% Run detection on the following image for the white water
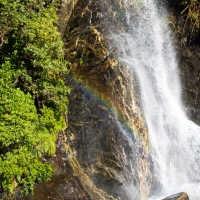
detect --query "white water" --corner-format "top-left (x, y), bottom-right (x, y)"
top-left (109, 0), bottom-right (200, 199)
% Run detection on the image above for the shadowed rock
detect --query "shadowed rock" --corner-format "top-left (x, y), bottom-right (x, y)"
top-left (167, 2), bottom-right (200, 126)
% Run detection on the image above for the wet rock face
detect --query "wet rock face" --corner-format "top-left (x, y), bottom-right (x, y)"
top-left (66, 81), bottom-right (143, 200)
top-left (179, 46), bottom-right (200, 125)
top-left (167, 2), bottom-right (200, 125)
top-left (64, 0), bottom-right (152, 199)
top-left (162, 192), bottom-right (189, 200)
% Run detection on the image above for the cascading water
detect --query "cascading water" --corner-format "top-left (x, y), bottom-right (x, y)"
top-left (108, 0), bottom-right (200, 199)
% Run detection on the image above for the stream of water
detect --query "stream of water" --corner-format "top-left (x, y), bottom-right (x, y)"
top-left (109, 0), bottom-right (200, 199)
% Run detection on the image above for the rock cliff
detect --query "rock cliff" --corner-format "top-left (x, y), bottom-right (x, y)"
top-left (11, 0), bottom-right (200, 200)
top-left (64, 0), bottom-right (152, 199)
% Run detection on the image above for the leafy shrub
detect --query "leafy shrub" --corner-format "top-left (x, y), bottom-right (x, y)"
top-left (0, 0), bottom-right (70, 195)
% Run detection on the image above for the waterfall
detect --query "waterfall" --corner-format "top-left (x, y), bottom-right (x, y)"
top-left (108, 0), bottom-right (200, 199)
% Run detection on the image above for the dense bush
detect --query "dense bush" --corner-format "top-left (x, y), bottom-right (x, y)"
top-left (0, 0), bottom-right (70, 195)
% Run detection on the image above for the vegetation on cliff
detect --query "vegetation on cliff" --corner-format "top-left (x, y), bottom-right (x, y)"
top-left (0, 0), bottom-right (70, 195)
top-left (181, 0), bottom-right (200, 41)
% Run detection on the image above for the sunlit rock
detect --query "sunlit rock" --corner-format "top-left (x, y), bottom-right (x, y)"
top-left (64, 0), bottom-right (152, 199)
top-left (18, 174), bottom-right (91, 200)
top-left (162, 192), bottom-right (189, 200)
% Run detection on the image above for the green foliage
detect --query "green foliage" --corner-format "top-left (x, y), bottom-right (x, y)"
top-left (0, 0), bottom-right (70, 195)
top-left (182, 0), bottom-right (199, 6)
top-left (0, 76), bottom-right (55, 194)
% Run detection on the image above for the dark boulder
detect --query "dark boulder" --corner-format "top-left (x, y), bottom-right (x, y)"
top-left (162, 192), bottom-right (189, 200)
